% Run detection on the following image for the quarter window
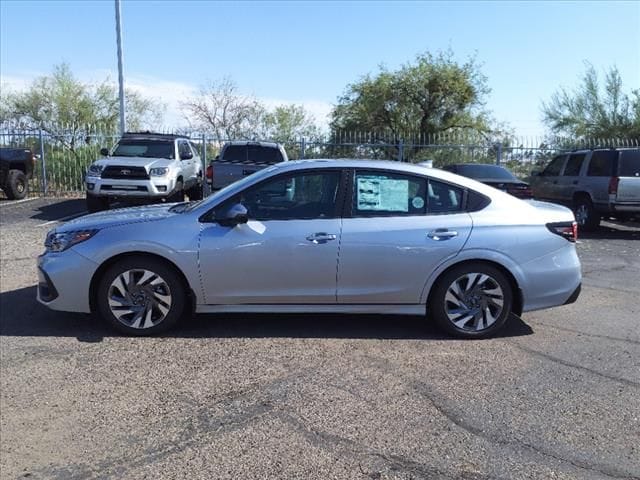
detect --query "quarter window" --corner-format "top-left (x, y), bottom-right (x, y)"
top-left (587, 151), bottom-right (617, 176)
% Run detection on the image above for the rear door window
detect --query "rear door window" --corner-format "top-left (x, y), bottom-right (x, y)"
top-left (587, 151), bottom-right (617, 176)
top-left (618, 150), bottom-right (640, 177)
top-left (562, 153), bottom-right (586, 176)
top-left (353, 171), bottom-right (427, 216)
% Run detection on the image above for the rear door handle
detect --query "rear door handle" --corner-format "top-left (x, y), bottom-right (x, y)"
top-left (306, 232), bottom-right (337, 244)
top-left (427, 229), bottom-right (458, 241)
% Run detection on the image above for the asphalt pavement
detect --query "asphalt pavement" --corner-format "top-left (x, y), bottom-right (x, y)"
top-left (0, 198), bottom-right (638, 480)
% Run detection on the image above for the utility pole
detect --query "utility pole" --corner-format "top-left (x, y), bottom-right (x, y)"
top-left (115, 0), bottom-right (126, 134)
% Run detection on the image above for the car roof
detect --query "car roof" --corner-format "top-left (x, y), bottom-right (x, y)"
top-left (223, 141), bottom-right (282, 148)
top-left (121, 132), bottom-right (189, 141)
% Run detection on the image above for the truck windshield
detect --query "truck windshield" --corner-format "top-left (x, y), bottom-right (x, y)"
top-left (113, 140), bottom-right (175, 159)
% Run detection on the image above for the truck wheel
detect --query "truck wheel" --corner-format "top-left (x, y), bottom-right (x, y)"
top-left (5, 169), bottom-right (28, 200)
top-left (573, 196), bottom-right (600, 231)
top-left (86, 195), bottom-right (109, 213)
top-left (186, 182), bottom-right (203, 201)
top-left (169, 181), bottom-right (185, 202)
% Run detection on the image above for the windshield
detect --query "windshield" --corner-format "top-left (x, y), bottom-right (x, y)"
top-left (112, 140), bottom-right (175, 159)
top-left (457, 164), bottom-right (517, 180)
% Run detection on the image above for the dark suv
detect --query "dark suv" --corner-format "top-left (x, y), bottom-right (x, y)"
top-left (529, 148), bottom-right (640, 230)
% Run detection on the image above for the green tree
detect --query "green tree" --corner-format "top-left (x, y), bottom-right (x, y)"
top-left (262, 104), bottom-right (321, 142)
top-left (330, 50), bottom-right (492, 159)
top-left (541, 64), bottom-right (640, 139)
top-left (2, 64), bottom-right (164, 151)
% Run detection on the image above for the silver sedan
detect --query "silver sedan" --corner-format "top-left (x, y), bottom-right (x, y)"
top-left (37, 160), bottom-right (581, 338)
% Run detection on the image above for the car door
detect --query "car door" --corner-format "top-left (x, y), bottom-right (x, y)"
top-left (337, 170), bottom-right (473, 304)
top-left (178, 140), bottom-right (196, 182)
top-left (531, 155), bottom-right (566, 201)
top-left (556, 152), bottom-right (587, 203)
top-left (198, 169), bottom-right (344, 304)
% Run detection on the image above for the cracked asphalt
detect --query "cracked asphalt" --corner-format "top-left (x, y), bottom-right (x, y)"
top-left (1, 197), bottom-right (639, 480)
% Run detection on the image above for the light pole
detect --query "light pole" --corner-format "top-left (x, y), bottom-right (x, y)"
top-left (115, 0), bottom-right (126, 134)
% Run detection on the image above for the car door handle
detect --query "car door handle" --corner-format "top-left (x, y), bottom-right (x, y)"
top-left (306, 232), bottom-right (337, 244)
top-left (427, 229), bottom-right (458, 241)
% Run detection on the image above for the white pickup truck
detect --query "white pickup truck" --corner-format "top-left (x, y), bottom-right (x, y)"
top-left (205, 141), bottom-right (288, 191)
top-left (85, 132), bottom-right (203, 212)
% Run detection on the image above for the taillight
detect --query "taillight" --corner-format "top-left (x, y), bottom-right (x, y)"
top-left (206, 165), bottom-right (213, 180)
top-left (546, 221), bottom-right (577, 242)
top-left (608, 176), bottom-right (619, 195)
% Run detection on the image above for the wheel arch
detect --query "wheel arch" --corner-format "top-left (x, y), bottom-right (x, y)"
top-left (572, 191), bottom-right (592, 203)
top-left (89, 251), bottom-right (196, 314)
top-left (424, 259), bottom-right (523, 317)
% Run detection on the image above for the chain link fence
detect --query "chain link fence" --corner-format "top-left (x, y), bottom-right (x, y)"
top-left (1, 125), bottom-right (638, 197)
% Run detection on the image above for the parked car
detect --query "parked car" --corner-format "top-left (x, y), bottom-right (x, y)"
top-left (0, 147), bottom-right (36, 200)
top-left (38, 159), bottom-right (581, 339)
top-left (441, 163), bottom-right (533, 199)
top-left (85, 132), bottom-right (203, 213)
top-left (529, 148), bottom-right (640, 230)
top-left (205, 141), bottom-right (288, 190)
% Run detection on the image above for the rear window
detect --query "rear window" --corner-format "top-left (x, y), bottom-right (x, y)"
top-left (220, 144), bottom-right (284, 165)
top-left (619, 150), bottom-right (640, 177)
top-left (587, 151), bottom-right (617, 176)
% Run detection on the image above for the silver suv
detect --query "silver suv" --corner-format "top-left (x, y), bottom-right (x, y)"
top-left (530, 148), bottom-right (640, 230)
top-left (85, 132), bottom-right (203, 212)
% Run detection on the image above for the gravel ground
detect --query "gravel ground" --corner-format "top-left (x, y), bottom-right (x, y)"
top-left (1, 198), bottom-right (639, 480)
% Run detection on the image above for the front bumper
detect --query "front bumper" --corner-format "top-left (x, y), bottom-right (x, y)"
top-left (85, 176), bottom-right (177, 198)
top-left (37, 249), bottom-right (98, 313)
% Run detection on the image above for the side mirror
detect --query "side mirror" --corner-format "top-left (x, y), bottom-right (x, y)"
top-left (100, 147), bottom-right (110, 156)
top-left (181, 151), bottom-right (193, 160)
top-left (216, 203), bottom-right (248, 227)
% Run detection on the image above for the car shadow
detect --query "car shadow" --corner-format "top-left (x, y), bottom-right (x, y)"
top-left (1, 285), bottom-right (533, 342)
top-left (30, 198), bottom-right (87, 221)
top-left (580, 222), bottom-right (640, 240)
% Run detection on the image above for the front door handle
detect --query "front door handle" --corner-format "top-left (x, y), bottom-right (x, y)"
top-left (427, 229), bottom-right (458, 241)
top-left (306, 232), bottom-right (337, 244)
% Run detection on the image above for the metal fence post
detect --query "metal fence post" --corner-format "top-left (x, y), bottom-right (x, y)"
top-left (201, 133), bottom-right (207, 196)
top-left (398, 139), bottom-right (404, 162)
top-left (300, 137), bottom-right (306, 159)
top-left (495, 142), bottom-right (503, 165)
top-left (39, 128), bottom-right (47, 196)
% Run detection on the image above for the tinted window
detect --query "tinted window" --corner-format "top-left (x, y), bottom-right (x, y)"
top-left (178, 141), bottom-right (192, 160)
top-left (428, 179), bottom-right (463, 213)
top-left (587, 151), bottom-right (617, 176)
top-left (543, 156), bottom-right (565, 176)
top-left (619, 149), bottom-right (640, 177)
top-left (353, 171), bottom-right (427, 216)
top-left (456, 164), bottom-right (517, 180)
top-left (248, 145), bottom-right (284, 164)
top-left (237, 171), bottom-right (340, 221)
top-left (113, 140), bottom-right (174, 159)
top-left (221, 145), bottom-right (247, 162)
top-left (562, 153), bottom-right (586, 176)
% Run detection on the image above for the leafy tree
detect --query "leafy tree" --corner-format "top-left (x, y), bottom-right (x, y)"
top-left (1, 64), bottom-right (164, 151)
top-left (541, 64), bottom-right (640, 139)
top-left (262, 104), bottom-right (321, 142)
top-left (330, 50), bottom-right (492, 159)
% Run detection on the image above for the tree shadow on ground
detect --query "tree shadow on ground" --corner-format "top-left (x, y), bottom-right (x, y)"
top-left (1, 285), bottom-right (533, 343)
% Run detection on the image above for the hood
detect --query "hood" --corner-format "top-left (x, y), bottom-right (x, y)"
top-left (54, 203), bottom-right (181, 233)
top-left (94, 156), bottom-right (174, 169)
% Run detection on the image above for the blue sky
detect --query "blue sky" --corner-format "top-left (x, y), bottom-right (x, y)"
top-left (1, 0), bottom-right (639, 135)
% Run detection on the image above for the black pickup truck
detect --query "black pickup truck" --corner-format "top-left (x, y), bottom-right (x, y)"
top-left (0, 148), bottom-right (36, 200)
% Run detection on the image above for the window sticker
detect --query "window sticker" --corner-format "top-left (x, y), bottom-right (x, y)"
top-left (412, 196), bottom-right (424, 209)
top-left (357, 177), bottom-right (409, 212)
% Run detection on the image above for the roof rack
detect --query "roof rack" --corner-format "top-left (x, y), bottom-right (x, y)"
top-left (122, 131), bottom-right (189, 140)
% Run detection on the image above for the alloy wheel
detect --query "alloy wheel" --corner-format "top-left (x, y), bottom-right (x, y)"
top-left (444, 273), bottom-right (505, 332)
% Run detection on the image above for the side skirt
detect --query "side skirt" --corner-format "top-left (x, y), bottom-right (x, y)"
top-left (195, 304), bottom-right (425, 315)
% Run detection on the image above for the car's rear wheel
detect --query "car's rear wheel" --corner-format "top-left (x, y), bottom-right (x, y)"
top-left (429, 263), bottom-right (513, 339)
top-left (5, 169), bottom-right (28, 200)
top-left (186, 181), bottom-right (203, 200)
top-left (96, 257), bottom-right (185, 335)
top-left (573, 196), bottom-right (600, 231)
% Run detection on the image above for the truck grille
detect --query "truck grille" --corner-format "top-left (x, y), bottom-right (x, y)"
top-left (101, 166), bottom-right (149, 180)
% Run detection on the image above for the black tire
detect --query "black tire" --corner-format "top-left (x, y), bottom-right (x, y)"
top-left (428, 262), bottom-right (513, 339)
top-left (169, 181), bottom-right (185, 202)
top-left (186, 181), bottom-right (203, 201)
top-left (86, 194), bottom-right (109, 213)
top-left (96, 257), bottom-right (186, 336)
top-left (573, 196), bottom-right (600, 231)
top-left (4, 169), bottom-right (28, 200)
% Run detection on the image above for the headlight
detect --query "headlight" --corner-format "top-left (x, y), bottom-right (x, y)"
top-left (150, 167), bottom-right (169, 176)
top-left (45, 229), bottom-right (99, 253)
top-left (86, 164), bottom-right (104, 178)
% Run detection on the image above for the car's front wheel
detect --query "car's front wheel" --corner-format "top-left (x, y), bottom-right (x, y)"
top-left (5, 169), bottom-right (28, 200)
top-left (96, 257), bottom-right (186, 335)
top-left (429, 263), bottom-right (513, 339)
